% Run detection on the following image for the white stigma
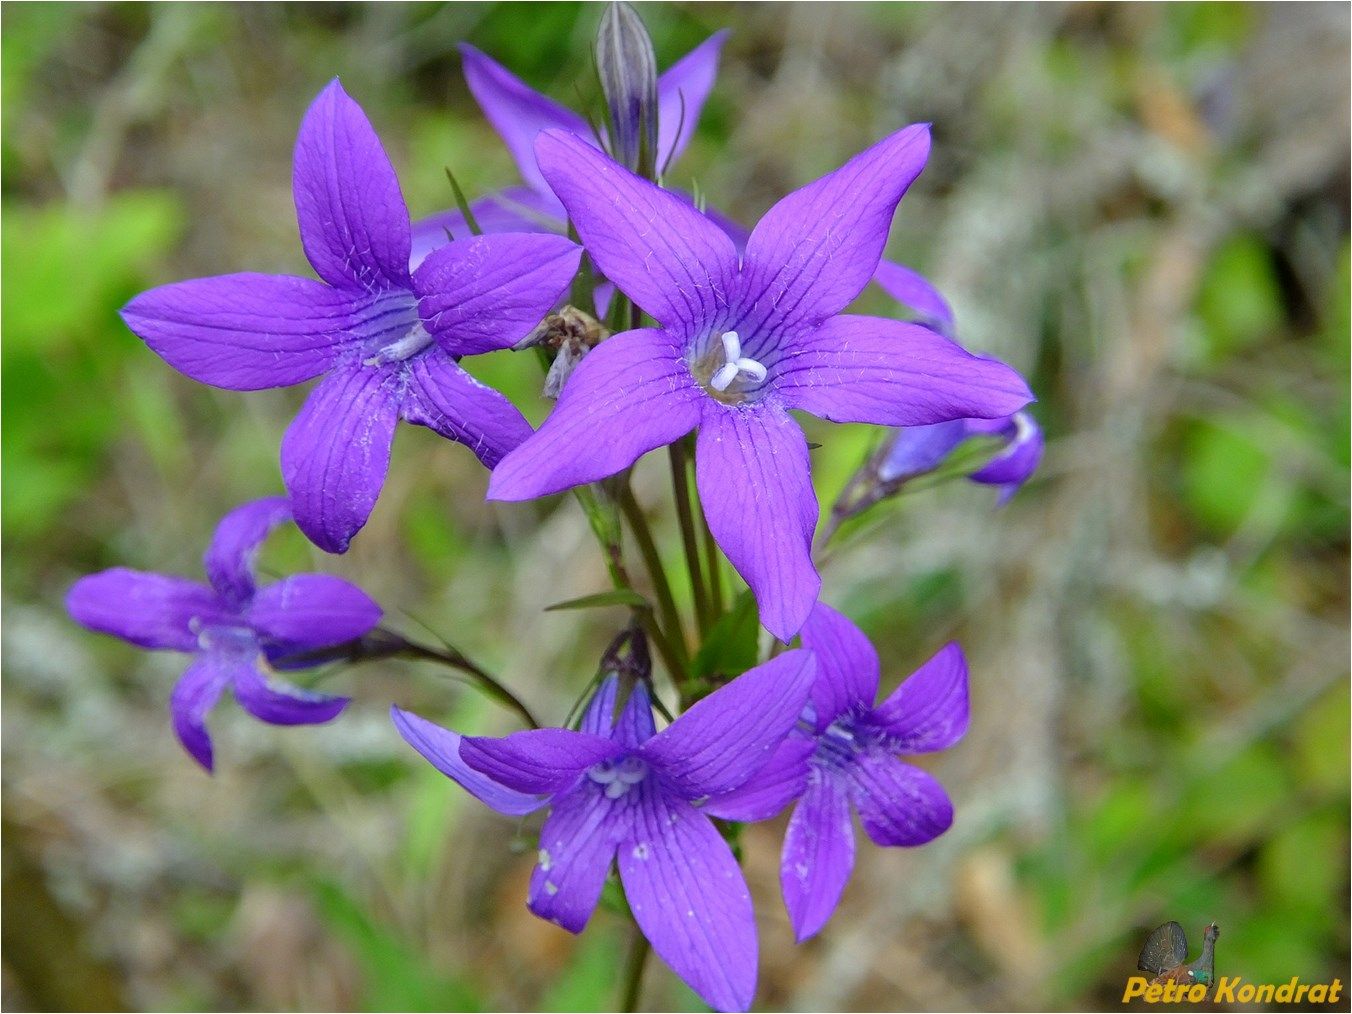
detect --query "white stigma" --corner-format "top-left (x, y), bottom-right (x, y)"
top-left (708, 330), bottom-right (768, 392)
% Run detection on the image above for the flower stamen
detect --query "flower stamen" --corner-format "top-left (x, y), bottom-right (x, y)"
top-left (707, 330), bottom-right (767, 392)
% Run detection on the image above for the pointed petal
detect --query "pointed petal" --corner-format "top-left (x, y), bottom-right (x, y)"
top-left (800, 603), bottom-right (880, 730)
top-left (391, 707), bottom-right (544, 816)
top-left (403, 355), bottom-right (533, 468)
top-left (655, 31), bottom-right (729, 170)
top-left (410, 187), bottom-right (565, 270)
top-left (247, 574), bottom-right (382, 650)
top-left (579, 675), bottom-right (620, 737)
top-left (414, 232), bottom-right (580, 356)
top-left (619, 792), bottom-right (757, 1013)
top-left (280, 361), bottom-right (403, 554)
top-left (702, 734), bottom-right (815, 822)
top-left (849, 751), bottom-right (954, 847)
top-left (694, 401), bottom-right (820, 642)
top-left (968, 411), bottom-right (1043, 502)
top-left (872, 642), bottom-right (969, 753)
top-left (121, 273), bottom-right (371, 390)
top-left (775, 315), bottom-right (1034, 426)
top-left (203, 497), bottom-right (293, 604)
top-left (873, 260), bottom-right (955, 337)
top-left (67, 569), bottom-right (225, 652)
top-left (292, 79), bottom-right (411, 292)
top-left (170, 654), bottom-right (232, 771)
top-left (740, 124), bottom-right (930, 331)
top-left (534, 130), bottom-right (740, 331)
top-left (615, 681), bottom-right (657, 747)
top-left (459, 729), bottom-right (623, 794)
top-left (232, 658), bottom-right (349, 726)
top-left (642, 649), bottom-right (815, 798)
top-left (529, 783), bottom-right (628, 932)
top-left (459, 44), bottom-right (591, 196)
top-left (781, 774), bottom-right (856, 941)
top-left (487, 329), bottom-right (702, 500)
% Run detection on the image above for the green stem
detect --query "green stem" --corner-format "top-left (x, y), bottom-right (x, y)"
top-left (668, 441), bottom-right (709, 635)
top-left (696, 481), bottom-right (724, 619)
top-left (619, 926), bottom-right (651, 1012)
top-left (617, 483), bottom-right (689, 674)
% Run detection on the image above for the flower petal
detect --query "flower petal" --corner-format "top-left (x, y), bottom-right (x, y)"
top-left (247, 574), bottom-right (382, 650)
top-left (203, 497), bottom-right (293, 604)
top-left (121, 273), bottom-right (369, 391)
top-left (876, 420), bottom-right (970, 484)
top-left (579, 675), bottom-right (619, 737)
top-left (410, 187), bottom-right (565, 270)
top-left (67, 569), bottom-right (226, 652)
top-left (390, 707), bottom-right (544, 816)
top-left (619, 792), bottom-right (757, 1013)
top-left (694, 401), bottom-right (820, 642)
top-left (655, 31), bottom-right (729, 171)
top-left (848, 751), bottom-right (954, 847)
top-left (800, 602), bottom-right (880, 730)
top-left (871, 642), bottom-right (969, 753)
top-left (701, 733), bottom-right (815, 822)
top-left (642, 649), bottom-right (815, 798)
top-left (534, 130), bottom-right (740, 332)
top-left (281, 361), bottom-right (404, 554)
top-left (232, 658), bottom-right (349, 727)
top-left (292, 79), bottom-right (411, 292)
top-left (781, 773), bottom-right (856, 942)
top-left (529, 783), bottom-right (628, 933)
top-left (615, 681), bottom-right (657, 747)
top-left (459, 44), bottom-right (591, 197)
top-left (968, 411), bottom-right (1043, 502)
top-left (402, 355), bottom-right (534, 469)
top-left (740, 123), bottom-right (930, 332)
top-left (170, 654), bottom-right (232, 771)
top-left (775, 315), bottom-right (1034, 427)
top-left (873, 260), bottom-right (955, 337)
top-left (487, 329), bottom-right (702, 500)
top-left (459, 729), bottom-right (623, 795)
top-left (414, 232), bottom-right (580, 356)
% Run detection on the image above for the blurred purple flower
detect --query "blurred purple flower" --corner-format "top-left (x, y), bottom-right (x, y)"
top-left (873, 258), bottom-right (956, 338)
top-left (706, 604), bottom-right (968, 941)
top-left (880, 409), bottom-right (1044, 504)
top-left (120, 79), bottom-right (580, 552)
top-left (392, 651), bottom-right (816, 1012)
top-left (487, 128), bottom-right (1034, 640)
top-left (66, 498), bottom-right (381, 771)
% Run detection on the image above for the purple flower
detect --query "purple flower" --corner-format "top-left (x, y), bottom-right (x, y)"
top-left (880, 409), bottom-right (1044, 504)
top-left (120, 79), bottom-right (581, 553)
top-left (66, 498), bottom-right (382, 771)
top-left (706, 604), bottom-right (968, 941)
top-left (873, 259), bottom-right (956, 338)
top-left (486, 128), bottom-right (1034, 640)
top-left (392, 651), bottom-right (817, 1012)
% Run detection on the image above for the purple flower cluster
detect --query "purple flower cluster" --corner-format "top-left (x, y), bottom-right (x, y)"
top-left (69, 20), bottom-right (1040, 1012)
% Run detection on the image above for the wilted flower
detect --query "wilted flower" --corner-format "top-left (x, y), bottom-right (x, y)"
top-left (392, 651), bottom-right (816, 1012)
top-left (121, 79), bottom-right (580, 552)
top-left (488, 128), bottom-right (1034, 640)
top-left (66, 498), bottom-right (381, 770)
top-left (707, 604), bottom-right (968, 941)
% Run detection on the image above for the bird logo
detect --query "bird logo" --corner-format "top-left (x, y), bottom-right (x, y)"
top-left (1138, 921), bottom-right (1220, 991)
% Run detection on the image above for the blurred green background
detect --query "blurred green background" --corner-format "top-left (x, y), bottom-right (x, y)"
top-left (3, 2), bottom-right (1348, 1010)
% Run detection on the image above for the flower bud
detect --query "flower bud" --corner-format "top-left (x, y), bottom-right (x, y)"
top-left (594, 1), bottom-right (659, 177)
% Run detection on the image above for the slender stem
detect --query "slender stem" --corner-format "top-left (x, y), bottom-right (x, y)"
top-left (617, 483), bottom-right (689, 673)
top-left (696, 482), bottom-right (724, 619)
top-left (668, 442), bottom-right (709, 635)
top-left (395, 641), bottom-right (541, 730)
top-left (619, 925), bottom-right (651, 1012)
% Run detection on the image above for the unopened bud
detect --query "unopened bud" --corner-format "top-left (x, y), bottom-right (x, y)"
top-left (595, 2), bottom-right (659, 176)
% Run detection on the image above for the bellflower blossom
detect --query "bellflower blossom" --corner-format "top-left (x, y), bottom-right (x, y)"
top-left (879, 409), bottom-right (1044, 504)
top-left (488, 128), bottom-right (1035, 640)
top-left (66, 498), bottom-right (382, 771)
top-left (392, 651), bottom-right (816, 1013)
top-left (120, 79), bottom-right (581, 552)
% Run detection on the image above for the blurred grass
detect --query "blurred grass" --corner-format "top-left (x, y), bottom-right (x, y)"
top-left (3, 3), bottom-right (1348, 1011)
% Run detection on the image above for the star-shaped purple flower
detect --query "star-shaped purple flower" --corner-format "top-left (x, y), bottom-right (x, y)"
top-left (487, 128), bottom-right (1035, 640)
top-left (66, 497), bottom-right (382, 771)
top-left (880, 409), bottom-right (1044, 504)
top-left (392, 650), bottom-right (816, 1013)
top-left (705, 604), bottom-right (968, 941)
top-left (120, 79), bottom-right (581, 553)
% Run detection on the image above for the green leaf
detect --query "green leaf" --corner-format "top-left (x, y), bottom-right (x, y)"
top-left (691, 589), bottom-right (759, 678)
top-left (545, 588), bottom-right (650, 612)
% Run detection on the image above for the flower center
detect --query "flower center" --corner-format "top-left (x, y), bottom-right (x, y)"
top-left (691, 330), bottom-right (767, 403)
top-left (364, 320), bottom-right (434, 366)
top-left (193, 621), bottom-right (257, 655)
top-left (587, 755), bottom-right (649, 799)
top-left (356, 291), bottom-right (434, 367)
top-left (814, 716), bottom-right (865, 771)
